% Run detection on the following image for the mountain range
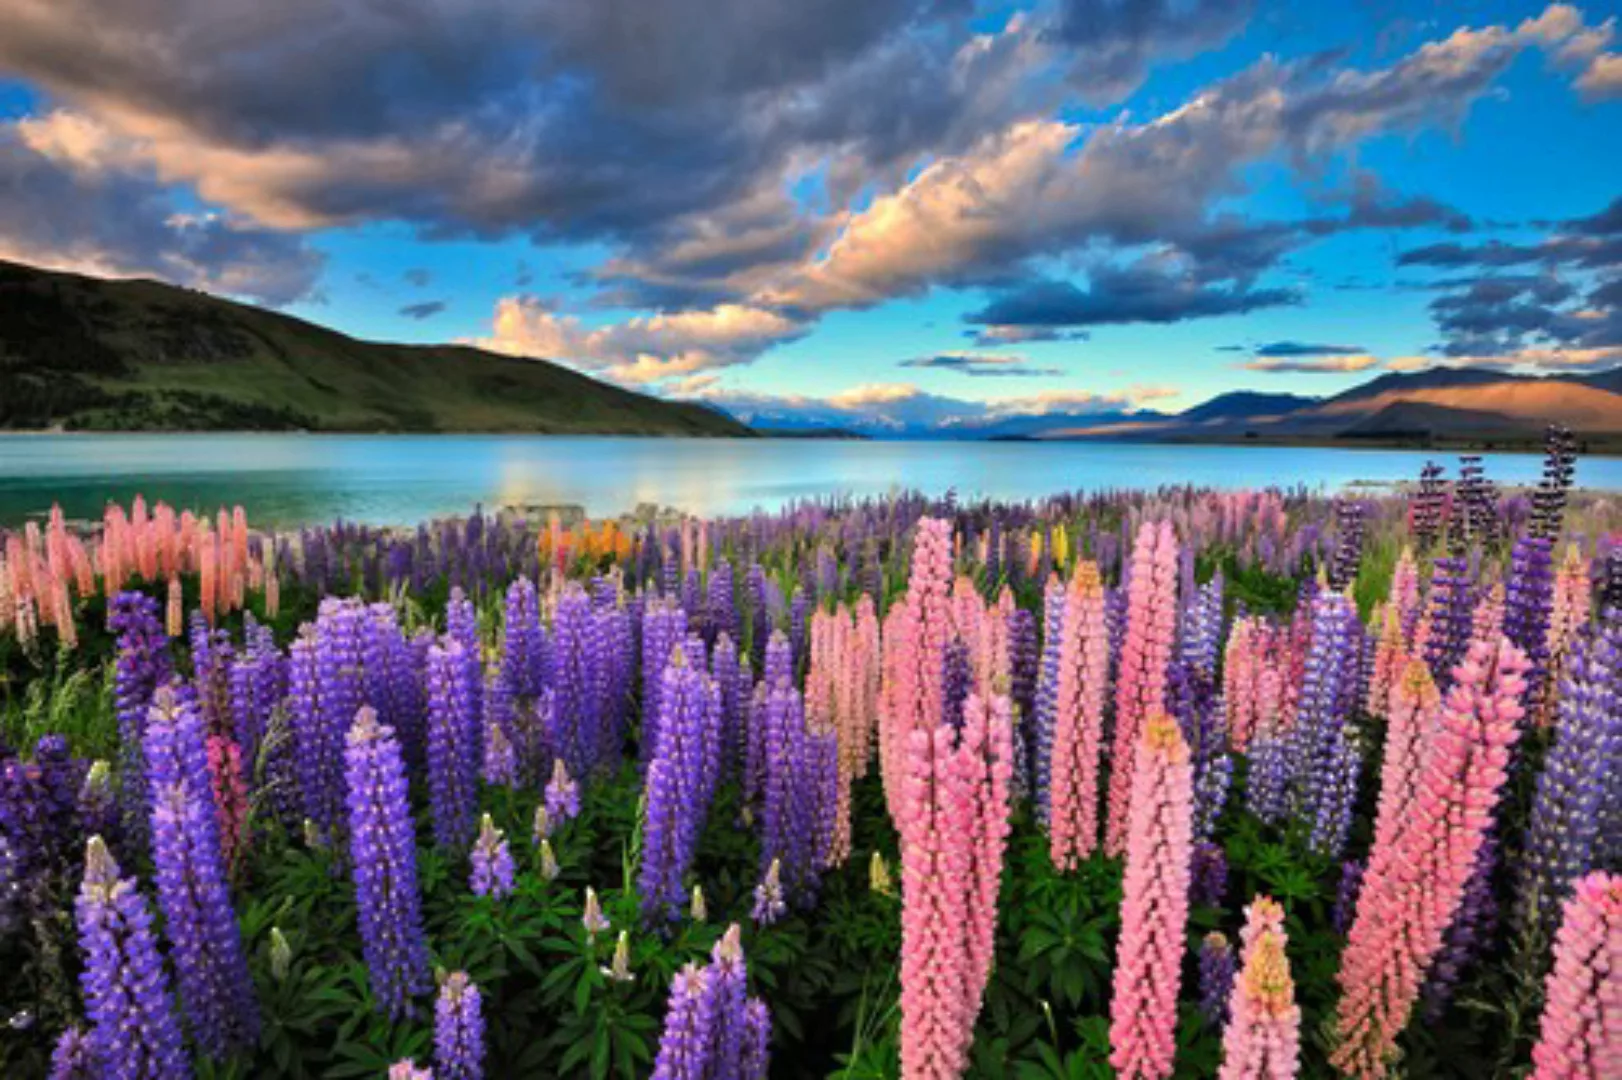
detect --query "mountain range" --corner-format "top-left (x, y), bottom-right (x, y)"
top-left (4, 257), bottom-right (1620, 448)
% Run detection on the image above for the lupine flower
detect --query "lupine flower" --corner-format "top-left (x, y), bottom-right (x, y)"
top-left (880, 517), bottom-right (953, 823)
top-left (1110, 714), bottom-right (1193, 1080)
top-left (1424, 833), bottom-right (1499, 1018)
top-left (640, 649), bottom-right (722, 923)
top-left (49, 1025), bottom-right (95, 1080)
top-left (1049, 561), bottom-right (1110, 870)
top-left (1529, 871), bottom-right (1621, 1080)
top-left (1199, 933), bottom-right (1237, 1029)
top-left (434, 971), bottom-right (485, 1080)
top-left (1219, 897), bottom-right (1300, 1080)
top-left (641, 598), bottom-right (687, 761)
top-left (480, 720), bottom-right (517, 787)
top-left (1423, 553), bottom-right (1474, 691)
top-left (1517, 610), bottom-right (1622, 939)
top-left (143, 688), bottom-right (260, 1057)
top-left (501, 577), bottom-right (547, 702)
top-left (545, 759), bottom-right (581, 825)
top-left (650, 924), bottom-right (771, 1080)
top-left (1334, 860), bottom-right (1365, 936)
top-left (583, 886), bottom-right (611, 937)
top-left (1106, 520), bottom-right (1179, 857)
top-left (531, 804), bottom-right (551, 844)
top-left (1287, 592), bottom-right (1361, 860)
top-left (897, 691), bottom-right (1014, 1079)
top-left (1032, 573), bottom-right (1067, 821)
top-left (290, 599), bottom-right (367, 837)
top-left (604, 930), bottom-right (635, 983)
top-left (751, 858), bottom-right (787, 927)
top-left (1369, 660), bottom-right (1439, 859)
top-left (470, 814), bottom-right (515, 900)
top-left (1333, 637), bottom-right (1529, 1078)
top-left (1505, 535), bottom-right (1556, 702)
top-left (345, 707), bottom-right (431, 1019)
top-left (691, 885), bottom-right (707, 922)
top-left (205, 734), bottom-right (249, 871)
top-left (426, 641), bottom-right (480, 851)
top-left (537, 839), bottom-right (560, 881)
top-left (109, 592), bottom-right (172, 849)
top-left (74, 837), bottom-right (188, 1080)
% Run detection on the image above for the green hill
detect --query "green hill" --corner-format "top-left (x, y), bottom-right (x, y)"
top-left (0, 260), bottom-right (753, 436)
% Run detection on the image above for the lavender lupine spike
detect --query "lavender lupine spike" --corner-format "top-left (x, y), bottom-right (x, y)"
top-left (426, 641), bottom-right (480, 851)
top-left (470, 814), bottom-right (515, 900)
top-left (712, 633), bottom-right (744, 777)
top-left (75, 837), bottom-right (188, 1080)
top-left (641, 598), bottom-right (687, 761)
top-left (705, 561), bottom-right (738, 650)
top-left (758, 681), bottom-right (819, 905)
top-left (545, 759), bottom-right (581, 825)
top-left (434, 972), bottom-right (484, 1080)
top-left (345, 708), bottom-right (431, 1019)
top-left (228, 614), bottom-right (282, 778)
top-left (650, 924), bottom-right (771, 1080)
top-left (547, 584), bottom-right (627, 778)
top-left (1504, 534), bottom-right (1556, 704)
top-left (1288, 592), bottom-right (1362, 859)
top-left (1424, 832), bottom-right (1500, 1019)
top-left (143, 688), bottom-right (260, 1057)
top-left (109, 592), bottom-right (172, 850)
top-left (1425, 553), bottom-right (1476, 691)
top-left (364, 604), bottom-right (428, 768)
top-left (49, 1025), bottom-right (95, 1080)
top-left (1033, 574), bottom-right (1067, 823)
top-left (640, 648), bottom-right (722, 924)
top-left (1328, 499), bottom-right (1366, 593)
top-left (1529, 424), bottom-right (1578, 541)
top-left (1198, 932), bottom-right (1237, 1029)
top-left (501, 577), bottom-right (547, 701)
top-left (1007, 606), bottom-right (1039, 798)
top-left (289, 599), bottom-right (367, 836)
top-left (1334, 859), bottom-right (1366, 936)
top-left (1517, 610), bottom-right (1622, 939)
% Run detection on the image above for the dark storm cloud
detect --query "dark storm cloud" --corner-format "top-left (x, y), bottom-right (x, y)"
top-left (1048, 0), bottom-right (1255, 103)
top-left (1250, 341), bottom-right (1369, 357)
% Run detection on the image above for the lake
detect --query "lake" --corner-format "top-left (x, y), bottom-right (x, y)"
top-left (2, 433), bottom-right (1617, 527)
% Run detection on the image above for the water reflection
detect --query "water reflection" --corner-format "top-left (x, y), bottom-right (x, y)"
top-left (2, 433), bottom-right (1613, 527)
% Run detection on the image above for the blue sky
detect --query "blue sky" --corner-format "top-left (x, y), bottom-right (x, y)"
top-left (0, 1), bottom-right (1617, 429)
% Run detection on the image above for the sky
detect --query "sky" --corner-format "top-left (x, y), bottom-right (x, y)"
top-left (0, 0), bottom-right (1618, 431)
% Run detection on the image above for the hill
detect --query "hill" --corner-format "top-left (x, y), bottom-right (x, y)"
top-left (0, 260), bottom-right (752, 436)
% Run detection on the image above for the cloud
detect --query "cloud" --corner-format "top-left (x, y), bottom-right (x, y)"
top-left (1048, 0), bottom-right (1255, 104)
top-left (964, 325), bottom-right (1090, 346)
top-left (1387, 346), bottom-right (1622, 373)
top-left (399, 300), bottom-right (447, 320)
top-left (1249, 341), bottom-right (1368, 357)
top-left (966, 261), bottom-right (1298, 330)
top-left (0, 119), bottom-right (323, 306)
top-left (1239, 354), bottom-right (1382, 373)
top-left (897, 352), bottom-right (1064, 377)
top-left (403, 268), bottom-right (432, 288)
top-left (478, 296), bottom-right (810, 383)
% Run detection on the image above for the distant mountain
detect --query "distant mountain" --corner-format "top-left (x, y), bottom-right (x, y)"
top-left (0, 259), bottom-right (752, 436)
top-left (1177, 391), bottom-right (1318, 424)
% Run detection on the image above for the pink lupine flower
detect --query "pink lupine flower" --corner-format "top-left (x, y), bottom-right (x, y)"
top-left (1368, 660), bottom-right (1439, 860)
top-left (1539, 544), bottom-right (1593, 727)
top-left (1224, 616), bottom-right (1263, 750)
top-left (809, 597), bottom-right (882, 866)
top-left (1388, 548), bottom-right (1422, 643)
top-left (1332, 636), bottom-right (1529, 1079)
top-left (897, 689), bottom-right (1013, 1080)
top-left (1468, 582), bottom-right (1505, 651)
top-left (1105, 520), bottom-right (1179, 857)
top-left (1530, 871), bottom-right (1621, 1080)
top-left (881, 517), bottom-right (954, 822)
top-left (1049, 561), bottom-right (1110, 869)
top-left (206, 735), bottom-right (250, 872)
top-left (1366, 606), bottom-right (1405, 721)
top-left (1219, 896), bottom-right (1300, 1080)
top-left (1109, 713), bottom-right (1193, 1080)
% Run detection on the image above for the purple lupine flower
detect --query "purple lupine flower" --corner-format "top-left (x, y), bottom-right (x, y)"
top-left (789, 588), bottom-right (809, 671)
top-left (1246, 728), bottom-right (1292, 827)
top-left (481, 720), bottom-right (517, 788)
top-left (582, 886), bottom-right (611, 937)
top-left (1007, 606), bottom-right (1038, 799)
top-left (1328, 500), bottom-right (1366, 592)
top-left (290, 599), bottom-right (366, 836)
top-left (143, 688), bottom-right (260, 1056)
top-left (1424, 553), bottom-right (1475, 690)
top-left (188, 609), bottom-right (235, 741)
top-left (1168, 660), bottom-right (1231, 846)
top-left (75, 837), bottom-right (188, 1080)
top-left (364, 604), bottom-right (428, 768)
top-left (762, 629), bottom-right (793, 693)
top-left (641, 598), bottom-right (687, 761)
top-left (469, 814), bottom-right (515, 900)
top-left (650, 924), bottom-right (771, 1080)
top-left (711, 633), bottom-right (744, 777)
top-left (705, 561), bottom-right (738, 650)
top-left (228, 614), bottom-right (284, 780)
top-left (1190, 841), bottom-right (1228, 908)
top-left (1033, 574), bottom-right (1066, 824)
top-left (757, 681), bottom-right (821, 904)
top-left (941, 637), bottom-right (972, 729)
top-left (77, 761), bottom-right (120, 854)
top-left (49, 1024), bottom-right (95, 1080)
top-left (545, 759), bottom-right (581, 825)
top-left (1518, 610), bottom-right (1622, 938)
top-left (639, 650), bottom-right (722, 924)
top-left (751, 858), bottom-right (787, 927)
top-left (501, 577), bottom-right (547, 702)
top-left (1180, 571), bottom-right (1224, 681)
top-left (1334, 859), bottom-right (1366, 935)
top-left (345, 707), bottom-right (431, 1019)
top-left (547, 584), bottom-right (619, 777)
top-left (1288, 592), bottom-right (1362, 858)
top-left (1424, 832), bottom-right (1500, 1020)
top-left (434, 972), bottom-right (484, 1080)
top-left (1504, 534), bottom-right (1556, 704)
top-left (109, 592), bottom-right (172, 850)
top-left (1197, 932), bottom-right (1237, 1029)
top-left (426, 641), bottom-right (480, 851)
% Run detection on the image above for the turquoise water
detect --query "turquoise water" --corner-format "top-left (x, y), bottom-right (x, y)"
top-left (1, 433), bottom-right (1613, 526)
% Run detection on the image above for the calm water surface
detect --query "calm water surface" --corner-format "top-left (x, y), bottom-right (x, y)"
top-left (3, 434), bottom-right (1617, 526)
